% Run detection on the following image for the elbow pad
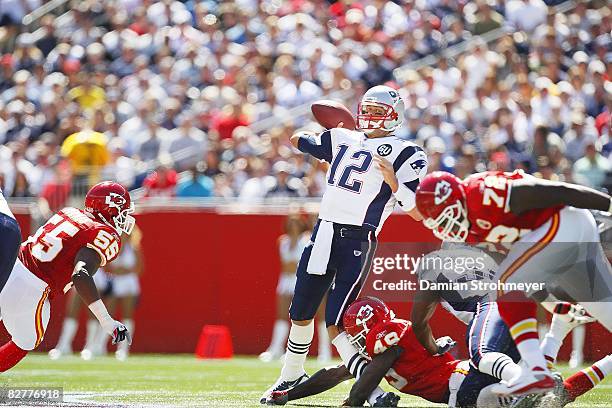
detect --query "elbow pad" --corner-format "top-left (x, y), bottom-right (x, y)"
top-left (394, 183), bottom-right (416, 211)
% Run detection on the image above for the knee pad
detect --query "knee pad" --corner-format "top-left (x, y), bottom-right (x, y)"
top-left (0, 215), bottom-right (21, 253)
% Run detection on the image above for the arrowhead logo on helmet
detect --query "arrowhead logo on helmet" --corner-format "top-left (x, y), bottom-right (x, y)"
top-left (356, 305), bottom-right (375, 327)
top-left (434, 180), bottom-right (452, 205)
top-left (105, 193), bottom-right (127, 210)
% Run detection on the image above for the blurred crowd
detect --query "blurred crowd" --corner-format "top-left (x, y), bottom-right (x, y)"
top-left (0, 0), bottom-right (610, 209)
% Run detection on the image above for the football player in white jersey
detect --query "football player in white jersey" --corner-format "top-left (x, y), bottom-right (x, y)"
top-left (261, 85), bottom-right (428, 405)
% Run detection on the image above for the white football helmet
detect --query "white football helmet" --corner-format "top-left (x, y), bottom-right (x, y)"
top-left (357, 85), bottom-right (405, 134)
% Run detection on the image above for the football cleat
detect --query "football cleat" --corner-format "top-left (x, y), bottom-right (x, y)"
top-left (373, 391), bottom-right (400, 407)
top-left (492, 367), bottom-right (555, 397)
top-left (553, 303), bottom-right (595, 330)
top-left (260, 373), bottom-right (309, 404)
top-left (48, 347), bottom-right (71, 360)
top-left (80, 348), bottom-right (94, 361)
top-left (265, 390), bottom-right (289, 406)
top-left (258, 350), bottom-right (283, 363)
top-left (533, 372), bottom-right (569, 408)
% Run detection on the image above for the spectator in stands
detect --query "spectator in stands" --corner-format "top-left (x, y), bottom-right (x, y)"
top-left (10, 171), bottom-right (32, 198)
top-left (143, 163), bottom-right (178, 198)
top-left (265, 161), bottom-right (304, 199)
top-left (0, 0), bottom-right (607, 204)
top-left (167, 114), bottom-right (207, 172)
top-left (176, 164), bottom-right (214, 198)
top-left (573, 142), bottom-right (610, 188)
top-left (40, 162), bottom-right (71, 212)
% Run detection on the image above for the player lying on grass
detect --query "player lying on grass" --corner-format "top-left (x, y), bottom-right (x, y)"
top-left (412, 244), bottom-right (595, 390)
top-left (0, 182), bottom-right (133, 372)
top-left (266, 297), bottom-right (611, 407)
top-left (415, 170), bottom-right (612, 396)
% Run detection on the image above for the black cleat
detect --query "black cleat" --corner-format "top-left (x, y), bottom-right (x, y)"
top-left (373, 391), bottom-right (400, 407)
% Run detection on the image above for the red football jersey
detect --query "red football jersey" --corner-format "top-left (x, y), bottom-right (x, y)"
top-left (463, 170), bottom-right (561, 243)
top-left (19, 207), bottom-right (121, 296)
top-left (366, 319), bottom-right (459, 403)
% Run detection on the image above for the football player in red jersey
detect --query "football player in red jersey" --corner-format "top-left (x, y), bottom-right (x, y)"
top-left (267, 298), bottom-right (612, 407)
top-left (0, 181), bottom-right (134, 372)
top-left (415, 170), bottom-right (612, 396)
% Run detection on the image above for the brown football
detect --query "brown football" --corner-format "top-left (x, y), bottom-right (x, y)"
top-left (311, 100), bottom-right (356, 130)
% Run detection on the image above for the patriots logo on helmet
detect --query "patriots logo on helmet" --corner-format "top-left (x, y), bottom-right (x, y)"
top-left (434, 180), bottom-right (452, 205)
top-left (410, 159), bottom-right (427, 173)
top-left (105, 192), bottom-right (127, 210)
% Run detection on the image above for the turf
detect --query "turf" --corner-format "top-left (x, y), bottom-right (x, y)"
top-left (1, 354), bottom-right (610, 407)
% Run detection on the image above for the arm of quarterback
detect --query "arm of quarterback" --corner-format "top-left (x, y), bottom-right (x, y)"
top-left (291, 130), bottom-right (333, 163)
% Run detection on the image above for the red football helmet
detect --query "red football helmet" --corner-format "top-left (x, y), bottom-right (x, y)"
top-left (343, 297), bottom-right (395, 355)
top-left (85, 181), bottom-right (135, 235)
top-left (415, 171), bottom-right (469, 242)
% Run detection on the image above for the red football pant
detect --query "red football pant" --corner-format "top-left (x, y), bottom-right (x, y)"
top-left (0, 341), bottom-right (28, 372)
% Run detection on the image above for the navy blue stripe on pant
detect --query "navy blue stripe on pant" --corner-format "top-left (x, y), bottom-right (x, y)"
top-left (0, 212), bottom-right (21, 293)
top-left (289, 220), bottom-right (377, 327)
top-left (466, 301), bottom-right (520, 369)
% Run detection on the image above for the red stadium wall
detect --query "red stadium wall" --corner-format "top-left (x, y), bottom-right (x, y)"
top-left (2, 208), bottom-right (609, 361)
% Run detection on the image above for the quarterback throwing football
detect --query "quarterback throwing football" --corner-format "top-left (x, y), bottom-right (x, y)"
top-left (0, 182), bottom-right (134, 372)
top-left (415, 170), bottom-right (612, 396)
top-left (261, 86), bottom-right (428, 405)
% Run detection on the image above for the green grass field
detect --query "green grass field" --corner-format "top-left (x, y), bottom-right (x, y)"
top-left (1, 354), bottom-right (610, 407)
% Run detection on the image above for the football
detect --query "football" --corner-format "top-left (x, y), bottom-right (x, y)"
top-left (311, 100), bottom-right (357, 130)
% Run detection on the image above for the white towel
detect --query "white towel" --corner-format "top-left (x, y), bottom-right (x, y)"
top-left (307, 220), bottom-right (334, 275)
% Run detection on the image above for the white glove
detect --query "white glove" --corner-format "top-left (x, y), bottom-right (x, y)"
top-left (100, 318), bottom-right (132, 345)
top-left (88, 299), bottom-right (132, 345)
top-left (435, 336), bottom-right (456, 355)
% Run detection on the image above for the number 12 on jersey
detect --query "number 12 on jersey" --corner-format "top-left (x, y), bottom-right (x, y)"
top-left (327, 144), bottom-right (373, 193)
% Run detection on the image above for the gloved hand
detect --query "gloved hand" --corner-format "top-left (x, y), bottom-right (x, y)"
top-left (435, 336), bottom-right (456, 355)
top-left (100, 318), bottom-right (132, 345)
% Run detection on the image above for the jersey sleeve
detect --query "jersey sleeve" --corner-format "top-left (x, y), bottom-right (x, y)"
top-left (84, 226), bottom-right (122, 267)
top-left (297, 130), bottom-right (333, 163)
top-left (392, 145), bottom-right (428, 211)
top-left (366, 320), bottom-right (409, 356)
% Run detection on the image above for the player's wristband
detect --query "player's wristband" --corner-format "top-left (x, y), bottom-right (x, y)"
top-left (393, 183), bottom-right (415, 210)
top-left (88, 299), bottom-right (112, 325)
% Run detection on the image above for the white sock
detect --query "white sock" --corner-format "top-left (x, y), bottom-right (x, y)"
top-left (540, 312), bottom-right (574, 363)
top-left (572, 325), bottom-right (585, 357)
top-left (56, 318), bottom-right (77, 351)
top-left (595, 355), bottom-right (612, 376)
top-left (118, 319), bottom-right (134, 353)
top-left (280, 321), bottom-right (313, 381)
top-left (517, 338), bottom-right (548, 370)
top-left (83, 319), bottom-right (99, 351)
top-left (268, 320), bottom-right (289, 354)
top-left (538, 323), bottom-right (550, 340)
top-left (332, 332), bottom-right (385, 406)
top-left (317, 322), bottom-right (331, 360)
top-left (478, 352), bottom-right (522, 381)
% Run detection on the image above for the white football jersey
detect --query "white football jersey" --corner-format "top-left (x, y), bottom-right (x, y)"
top-left (298, 128), bottom-right (428, 233)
